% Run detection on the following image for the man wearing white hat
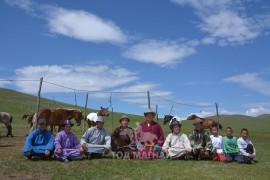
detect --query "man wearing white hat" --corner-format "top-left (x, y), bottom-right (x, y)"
top-left (81, 116), bottom-right (111, 159)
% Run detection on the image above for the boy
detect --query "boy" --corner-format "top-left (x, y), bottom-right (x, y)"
top-left (222, 127), bottom-right (243, 163)
top-left (237, 128), bottom-right (256, 164)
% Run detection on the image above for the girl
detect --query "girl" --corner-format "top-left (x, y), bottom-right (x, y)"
top-left (210, 126), bottom-right (226, 162)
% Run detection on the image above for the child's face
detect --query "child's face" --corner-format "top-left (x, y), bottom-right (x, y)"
top-left (211, 127), bottom-right (218, 136)
top-left (225, 128), bottom-right (232, 137)
top-left (173, 125), bottom-right (181, 134)
top-left (241, 130), bottom-right (248, 140)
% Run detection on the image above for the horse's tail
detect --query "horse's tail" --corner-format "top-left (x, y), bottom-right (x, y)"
top-left (10, 115), bottom-right (13, 123)
top-left (219, 123), bottom-right (222, 130)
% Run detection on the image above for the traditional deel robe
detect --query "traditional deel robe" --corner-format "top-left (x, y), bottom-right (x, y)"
top-left (54, 130), bottom-right (82, 162)
top-left (81, 126), bottom-right (111, 154)
top-left (22, 129), bottom-right (54, 158)
top-left (189, 129), bottom-right (215, 156)
top-left (135, 121), bottom-right (165, 160)
top-left (162, 132), bottom-right (192, 158)
top-left (111, 126), bottom-right (136, 152)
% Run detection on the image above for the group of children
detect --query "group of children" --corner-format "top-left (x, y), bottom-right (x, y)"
top-left (210, 126), bottom-right (256, 164)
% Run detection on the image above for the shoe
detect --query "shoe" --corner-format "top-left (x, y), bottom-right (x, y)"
top-left (250, 160), bottom-right (256, 164)
top-left (31, 156), bottom-right (42, 161)
top-left (68, 156), bottom-right (83, 161)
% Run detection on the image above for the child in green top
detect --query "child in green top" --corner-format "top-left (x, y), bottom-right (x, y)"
top-left (222, 127), bottom-right (243, 163)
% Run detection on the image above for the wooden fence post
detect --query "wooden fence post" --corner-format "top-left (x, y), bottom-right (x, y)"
top-left (84, 93), bottom-right (88, 133)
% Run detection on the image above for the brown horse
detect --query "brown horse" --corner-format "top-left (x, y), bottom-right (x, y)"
top-left (187, 114), bottom-right (222, 130)
top-left (30, 108), bottom-right (83, 132)
top-left (86, 107), bottom-right (109, 128)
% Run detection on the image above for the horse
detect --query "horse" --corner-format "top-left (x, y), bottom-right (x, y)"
top-left (163, 115), bottom-right (182, 125)
top-left (22, 114), bottom-right (34, 128)
top-left (187, 114), bottom-right (222, 130)
top-left (30, 108), bottom-right (83, 133)
top-left (163, 115), bottom-right (174, 125)
top-left (86, 107), bottom-right (109, 128)
top-left (0, 112), bottom-right (13, 137)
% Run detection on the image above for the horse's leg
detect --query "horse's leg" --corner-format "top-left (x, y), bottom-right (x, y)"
top-left (3, 122), bottom-right (12, 137)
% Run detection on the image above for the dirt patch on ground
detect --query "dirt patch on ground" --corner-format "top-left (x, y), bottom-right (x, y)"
top-left (0, 130), bottom-right (26, 156)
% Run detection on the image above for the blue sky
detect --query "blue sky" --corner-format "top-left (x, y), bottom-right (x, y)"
top-left (1, 0), bottom-right (270, 118)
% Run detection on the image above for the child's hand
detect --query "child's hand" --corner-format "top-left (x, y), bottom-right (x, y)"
top-left (248, 154), bottom-right (254, 158)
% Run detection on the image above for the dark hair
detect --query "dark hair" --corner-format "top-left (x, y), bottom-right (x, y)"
top-left (225, 127), bottom-right (233, 133)
top-left (211, 126), bottom-right (218, 131)
top-left (241, 128), bottom-right (248, 133)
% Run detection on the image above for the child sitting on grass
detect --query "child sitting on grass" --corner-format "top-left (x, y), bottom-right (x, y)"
top-left (237, 128), bottom-right (256, 164)
top-left (222, 127), bottom-right (243, 163)
top-left (210, 126), bottom-right (226, 162)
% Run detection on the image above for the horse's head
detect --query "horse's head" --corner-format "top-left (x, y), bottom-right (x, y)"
top-left (187, 114), bottom-right (199, 120)
top-left (98, 106), bottom-right (110, 117)
top-left (163, 115), bottom-right (174, 125)
top-left (73, 110), bottom-right (82, 126)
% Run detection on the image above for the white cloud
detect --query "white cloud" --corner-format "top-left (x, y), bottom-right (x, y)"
top-left (224, 73), bottom-right (270, 96)
top-left (4, 0), bottom-right (35, 13)
top-left (4, 1), bottom-right (128, 44)
top-left (44, 7), bottom-right (128, 44)
top-left (245, 107), bottom-right (270, 117)
top-left (113, 82), bottom-right (172, 105)
top-left (123, 39), bottom-right (196, 67)
top-left (13, 65), bottom-right (138, 93)
top-left (171, 0), bottom-right (268, 45)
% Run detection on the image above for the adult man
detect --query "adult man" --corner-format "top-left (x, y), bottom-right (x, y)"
top-left (135, 109), bottom-right (165, 160)
top-left (54, 120), bottom-right (84, 162)
top-left (81, 116), bottom-right (111, 159)
top-left (111, 115), bottom-right (136, 159)
top-left (162, 120), bottom-right (192, 160)
top-left (22, 119), bottom-right (54, 160)
top-left (189, 118), bottom-right (215, 160)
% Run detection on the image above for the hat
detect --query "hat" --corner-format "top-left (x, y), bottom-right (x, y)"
top-left (144, 109), bottom-right (156, 118)
top-left (62, 119), bottom-right (74, 127)
top-left (119, 115), bottom-right (130, 122)
top-left (96, 116), bottom-right (105, 122)
top-left (193, 118), bottom-right (202, 125)
top-left (170, 120), bottom-right (182, 130)
top-left (38, 119), bottom-right (47, 125)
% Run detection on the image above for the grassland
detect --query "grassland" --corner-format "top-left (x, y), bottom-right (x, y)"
top-left (0, 88), bottom-right (269, 180)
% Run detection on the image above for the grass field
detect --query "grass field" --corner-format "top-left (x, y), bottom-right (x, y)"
top-left (0, 88), bottom-right (270, 179)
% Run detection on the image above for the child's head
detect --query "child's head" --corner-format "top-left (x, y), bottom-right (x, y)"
top-left (240, 128), bottom-right (249, 140)
top-left (170, 120), bottom-right (182, 134)
top-left (225, 127), bottom-right (233, 137)
top-left (211, 126), bottom-right (219, 136)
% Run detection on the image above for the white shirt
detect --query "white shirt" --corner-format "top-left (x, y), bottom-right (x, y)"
top-left (210, 134), bottom-right (223, 154)
top-left (237, 137), bottom-right (256, 157)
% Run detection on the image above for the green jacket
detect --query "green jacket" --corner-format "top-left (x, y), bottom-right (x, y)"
top-left (189, 129), bottom-right (213, 151)
top-left (222, 136), bottom-right (239, 154)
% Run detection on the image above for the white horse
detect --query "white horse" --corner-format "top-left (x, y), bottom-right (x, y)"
top-left (169, 116), bottom-right (182, 125)
top-left (0, 112), bottom-right (13, 137)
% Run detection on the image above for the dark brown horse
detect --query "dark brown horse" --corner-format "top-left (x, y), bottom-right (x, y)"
top-left (30, 108), bottom-right (83, 132)
top-left (163, 115), bottom-right (174, 125)
top-left (187, 114), bottom-right (222, 130)
top-left (86, 107), bottom-right (109, 128)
